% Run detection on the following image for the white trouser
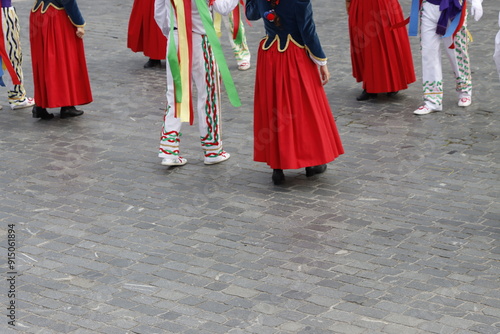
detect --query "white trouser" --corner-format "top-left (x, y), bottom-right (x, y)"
top-left (420, 1), bottom-right (471, 110)
top-left (159, 33), bottom-right (224, 160)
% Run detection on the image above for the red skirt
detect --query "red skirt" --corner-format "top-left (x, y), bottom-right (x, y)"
top-left (29, 8), bottom-right (93, 109)
top-left (127, 0), bottom-right (167, 60)
top-left (253, 41), bottom-right (344, 170)
top-left (349, 0), bottom-right (415, 93)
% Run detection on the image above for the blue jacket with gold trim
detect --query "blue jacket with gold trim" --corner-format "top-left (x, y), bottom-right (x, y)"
top-left (32, 0), bottom-right (85, 27)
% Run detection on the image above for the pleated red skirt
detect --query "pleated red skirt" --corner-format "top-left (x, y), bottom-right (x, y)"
top-left (253, 41), bottom-right (344, 170)
top-left (29, 8), bottom-right (93, 109)
top-left (127, 0), bottom-right (167, 60)
top-left (349, 0), bottom-right (415, 93)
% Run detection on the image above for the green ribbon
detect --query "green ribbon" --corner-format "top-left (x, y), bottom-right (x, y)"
top-left (234, 17), bottom-right (244, 45)
top-left (194, 0), bottom-right (241, 107)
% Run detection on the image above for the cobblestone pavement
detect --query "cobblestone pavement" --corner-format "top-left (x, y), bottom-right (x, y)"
top-left (0, 0), bottom-right (499, 333)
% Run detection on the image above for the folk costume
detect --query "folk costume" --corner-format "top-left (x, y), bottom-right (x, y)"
top-left (348, 0), bottom-right (416, 101)
top-left (154, 0), bottom-right (240, 166)
top-left (128, 0), bottom-right (167, 68)
top-left (410, 0), bottom-right (483, 115)
top-left (246, 0), bottom-right (344, 184)
top-left (0, 0), bottom-right (35, 110)
top-left (30, 0), bottom-right (93, 119)
top-left (213, 2), bottom-right (251, 70)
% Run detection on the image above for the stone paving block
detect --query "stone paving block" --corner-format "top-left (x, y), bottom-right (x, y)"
top-left (322, 322), bottom-right (366, 334)
top-left (382, 322), bottom-right (423, 334)
top-left (226, 296), bottom-right (255, 310)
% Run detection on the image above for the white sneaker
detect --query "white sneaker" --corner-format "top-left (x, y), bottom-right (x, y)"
top-left (161, 157), bottom-right (187, 166)
top-left (413, 105), bottom-right (440, 115)
top-left (458, 97), bottom-right (471, 107)
top-left (238, 62), bottom-right (250, 71)
top-left (204, 151), bottom-right (230, 165)
top-left (10, 97), bottom-right (35, 110)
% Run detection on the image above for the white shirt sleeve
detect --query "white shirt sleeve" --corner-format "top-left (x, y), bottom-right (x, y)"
top-left (310, 57), bottom-right (327, 66)
top-left (211, 0), bottom-right (239, 16)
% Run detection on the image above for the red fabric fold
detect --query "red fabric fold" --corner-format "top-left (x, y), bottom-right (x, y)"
top-left (448, 0), bottom-right (467, 49)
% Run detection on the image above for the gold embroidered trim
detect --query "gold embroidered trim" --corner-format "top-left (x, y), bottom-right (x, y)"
top-left (260, 34), bottom-right (326, 61)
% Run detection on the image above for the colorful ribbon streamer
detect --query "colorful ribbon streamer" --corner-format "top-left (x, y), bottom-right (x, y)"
top-left (167, 0), bottom-right (241, 124)
top-left (444, 0), bottom-right (467, 50)
top-left (167, 6), bottom-right (183, 105)
top-left (232, 5), bottom-right (243, 45)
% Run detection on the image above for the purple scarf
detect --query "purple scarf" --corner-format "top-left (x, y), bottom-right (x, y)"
top-left (427, 0), bottom-right (463, 35)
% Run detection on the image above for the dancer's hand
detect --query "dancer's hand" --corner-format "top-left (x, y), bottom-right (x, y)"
top-left (470, 0), bottom-right (483, 21)
top-left (320, 65), bottom-right (330, 85)
top-left (76, 27), bottom-right (85, 39)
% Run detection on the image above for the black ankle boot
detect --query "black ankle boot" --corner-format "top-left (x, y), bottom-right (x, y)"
top-left (32, 106), bottom-right (54, 120)
top-left (60, 106), bottom-right (84, 118)
top-left (356, 90), bottom-right (377, 101)
top-left (386, 91), bottom-right (399, 97)
top-left (143, 58), bottom-right (161, 68)
top-left (272, 169), bottom-right (285, 185)
top-left (305, 164), bottom-right (327, 177)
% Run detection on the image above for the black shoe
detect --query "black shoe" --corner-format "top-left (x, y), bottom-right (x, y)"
top-left (305, 164), bottom-right (327, 177)
top-left (143, 58), bottom-right (161, 68)
top-left (32, 106), bottom-right (54, 120)
top-left (60, 106), bottom-right (84, 119)
top-left (356, 90), bottom-right (377, 101)
top-left (386, 91), bottom-right (399, 97)
top-left (272, 169), bottom-right (285, 185)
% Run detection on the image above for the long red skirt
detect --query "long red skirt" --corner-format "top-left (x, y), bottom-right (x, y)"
top-left (349, 0), bottom-right (415, 93)
top-left (127, 0), bottom-right (167, 60)
top-left (254, 41), bottom-right (344, 170)
top-left (29, 8), bottom-right (92, 109)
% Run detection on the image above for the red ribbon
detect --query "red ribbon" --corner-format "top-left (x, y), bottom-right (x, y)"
top-left (232, 4), bottom-right (240, 40)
